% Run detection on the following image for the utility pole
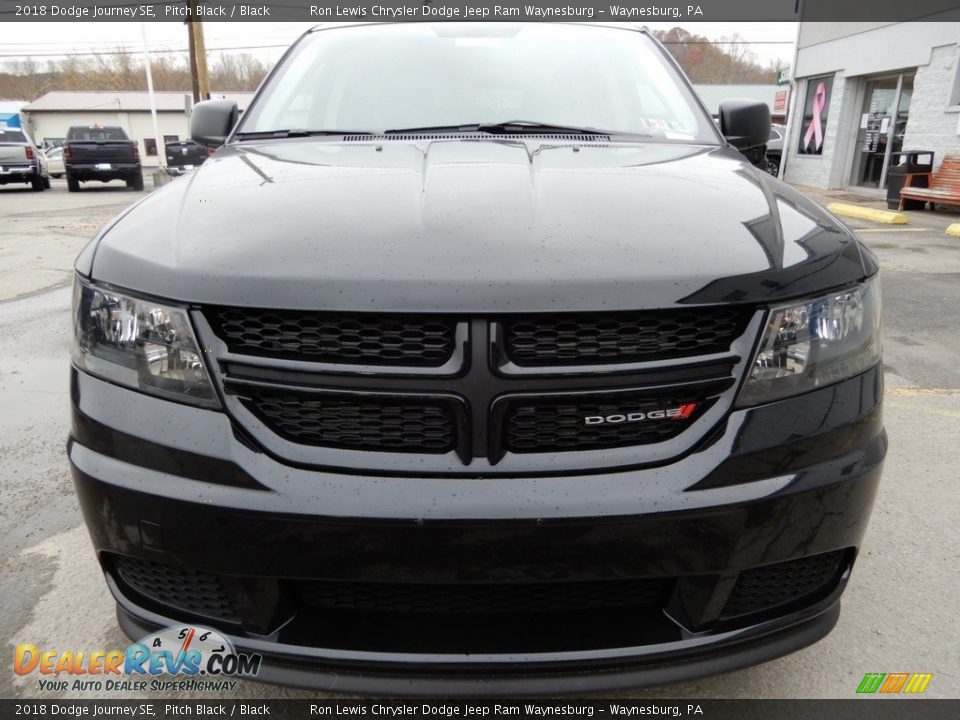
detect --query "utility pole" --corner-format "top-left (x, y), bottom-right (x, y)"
top-left (186, 11), bottom-right (199, 103)
top-left (186, 0), bottom-right (210, 101)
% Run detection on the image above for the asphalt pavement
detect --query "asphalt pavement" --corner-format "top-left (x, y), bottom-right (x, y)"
top-left (1, 178), bottom-right (958, 700)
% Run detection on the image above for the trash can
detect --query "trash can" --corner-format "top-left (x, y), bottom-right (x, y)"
top-left (886, 150), bottom-right (934, 210)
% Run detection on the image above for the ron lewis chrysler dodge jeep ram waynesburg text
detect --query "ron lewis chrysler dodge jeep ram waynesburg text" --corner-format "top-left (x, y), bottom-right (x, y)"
top-left (69, 23), bottom-right (886, 694)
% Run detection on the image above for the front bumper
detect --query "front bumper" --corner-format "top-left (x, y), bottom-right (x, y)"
top-left (69, 365), bottom-right (885, 693)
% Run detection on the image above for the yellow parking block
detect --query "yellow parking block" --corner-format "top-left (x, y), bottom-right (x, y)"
top-left (946, 223), bottom-right (960, 238)
top-left (826, 203), bottom-right (908, 225)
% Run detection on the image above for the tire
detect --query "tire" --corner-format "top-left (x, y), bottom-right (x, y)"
top-left (66, 173), bottom-right (80, 192)
top-left (51, 173), bottom-right (62, 179)
top-left (43, 177), bottom-right (51, 189)
top-left (127, 171), bottom-right (145, 191)
top-left (30, 176), bottom-right (45, 192)
top-left (765, 156), bottom-right (780, 177)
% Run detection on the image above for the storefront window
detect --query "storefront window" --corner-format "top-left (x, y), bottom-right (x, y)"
top-left (797, 76), bottom-right (833, 156)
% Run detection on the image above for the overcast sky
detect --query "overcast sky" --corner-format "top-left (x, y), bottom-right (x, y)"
top-left (1, 21), bottom-right (797, 71)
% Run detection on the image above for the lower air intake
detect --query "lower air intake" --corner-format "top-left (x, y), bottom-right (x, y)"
top-left (113, 556), bottom-right (238, 623)
top-left (723, 550), bottom-right (846, 618)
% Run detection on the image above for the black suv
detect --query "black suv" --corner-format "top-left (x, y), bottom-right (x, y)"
top-left (70, 23), bottom-right (885, 694)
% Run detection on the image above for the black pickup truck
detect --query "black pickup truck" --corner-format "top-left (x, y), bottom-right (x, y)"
top-left (164, 139), bottom-right (209, 176)
top-left (64, 125), bottom-right (143, 191)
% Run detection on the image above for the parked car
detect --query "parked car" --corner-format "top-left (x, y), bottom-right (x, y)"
top-left (70, 23), bottom-right (885, 694)
top-left (765, 123), bottom-right (786, 176)
top-left (64, 124), bottom-right (143, 191)
top-left (0, 126), bottom-right (49, 191)
top-left (164, 139), bottom-right (209, 176)
top-left (44, 146), bottom-right (65, 178)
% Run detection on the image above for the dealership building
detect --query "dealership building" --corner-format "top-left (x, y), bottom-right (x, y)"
top-left (782, 21), bottom-right (960, 191)
top-left (21, 91), bottom-right (253, 167)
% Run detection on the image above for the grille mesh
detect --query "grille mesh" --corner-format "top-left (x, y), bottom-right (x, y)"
top-left (504, 397), bottom-right (703, 453)
top-left (240, 390), bottom-right (456, 453)
top-left (114, 556), bottom-right (238, 622)
top-left (296, 578), bottom-right (666, 615)
top-left (503, 308), bottom-right (748, 366)
top-left (207, 308), bottom-right (456, 366)
top-left (723, 550), bottom-right (845, 618)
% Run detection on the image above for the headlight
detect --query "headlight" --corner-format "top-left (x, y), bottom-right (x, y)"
top-left (737, 279), bottom-right (882, 406)
top-left (72, 278), bottom-right (220, 408)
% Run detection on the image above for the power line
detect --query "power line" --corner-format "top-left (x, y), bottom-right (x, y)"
top-left (0, 40), bottom-right (795, 60)
top-left (0, 44), bottom-right (289, 59)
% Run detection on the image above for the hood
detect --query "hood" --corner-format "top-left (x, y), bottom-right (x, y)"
top-left (88, 139), bottom-right (871, 312)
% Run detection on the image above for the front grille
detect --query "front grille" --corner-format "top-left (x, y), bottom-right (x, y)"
top-left (723, 550), bottom-right (846, 618)
top-left (502, 308), bottom-right (749, 366)
top-left (206, 308), bottom-right (457, 366)
top-left (504, 395), bottom-right (707, 453)
top-left (239, 390), bottom-right (457, 453)
top-left (113, 556), bottom-right (238, 623)
top-left (204, 304), bottom-right (754, 468)
top-left (296, 578), bottom-right (667, 615)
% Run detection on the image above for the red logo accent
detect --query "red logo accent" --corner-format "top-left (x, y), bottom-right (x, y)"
top-left (673, 402), bottom-right (698, 420)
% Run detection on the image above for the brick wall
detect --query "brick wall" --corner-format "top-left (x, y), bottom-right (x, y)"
top-left (900, 44), bottom-right (960, 172)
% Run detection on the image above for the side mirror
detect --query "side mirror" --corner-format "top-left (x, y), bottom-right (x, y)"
top-left (718, 99), bottom-right (771, 151)
top-left (191, 100), bottom-right (238, 147)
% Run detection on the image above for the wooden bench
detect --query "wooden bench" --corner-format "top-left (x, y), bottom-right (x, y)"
top-left (899, 154), bottom-right (960, 211)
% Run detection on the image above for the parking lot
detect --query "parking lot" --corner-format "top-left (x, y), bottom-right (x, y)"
top-left (1, 178), bottom-right (958, 699)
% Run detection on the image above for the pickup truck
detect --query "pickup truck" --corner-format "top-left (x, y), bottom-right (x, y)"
top-left (64, 125), bottom-right (143, 192)
top-left (164, 139), bottom-right (209, 176)
top-left (0, 126), bottom-right (49, 191)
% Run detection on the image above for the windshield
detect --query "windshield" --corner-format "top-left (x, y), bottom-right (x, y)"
top-left (240, 23), bottom-right (719, 143)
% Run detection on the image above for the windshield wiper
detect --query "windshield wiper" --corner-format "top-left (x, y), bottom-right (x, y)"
top-left (233, 129), bottom-right (376, 140)
top-left (384, 121), bottom-right (613, 136)
top-left (479, 121), bottom-right (613, 135)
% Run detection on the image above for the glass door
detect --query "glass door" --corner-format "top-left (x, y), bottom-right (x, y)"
top-left (850, 73), bottom-right (914, 189)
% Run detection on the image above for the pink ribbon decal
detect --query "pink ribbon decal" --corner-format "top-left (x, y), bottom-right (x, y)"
top-left (803, 82), bottom-right (827, 152)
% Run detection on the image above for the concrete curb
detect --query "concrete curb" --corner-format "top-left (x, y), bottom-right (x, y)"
top-left (826, 203), bottom-right (908, 225)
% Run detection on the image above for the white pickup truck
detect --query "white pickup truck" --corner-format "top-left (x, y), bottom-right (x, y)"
top-left (0, 126), bottom-right (49, 192)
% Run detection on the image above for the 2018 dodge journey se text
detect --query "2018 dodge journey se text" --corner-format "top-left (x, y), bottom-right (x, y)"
top-left (69, 23), bottom-right (886, 694)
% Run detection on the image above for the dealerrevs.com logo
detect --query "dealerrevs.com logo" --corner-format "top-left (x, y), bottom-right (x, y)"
top-left (14, 626), bottom-right (262, 693)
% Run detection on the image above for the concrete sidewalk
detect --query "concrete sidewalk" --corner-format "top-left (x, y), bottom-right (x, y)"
top-left (791, 183), bottom-right (960, 232)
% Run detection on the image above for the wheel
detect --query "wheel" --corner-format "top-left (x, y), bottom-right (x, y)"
top-left (43, 177), bottom-right (51, 189)
top-left (127, 171), bottom-right (144, 191)
top-left (30, 176), bottom-right (44, 192)
top-left (51, 173), bottom-right (62, 179)
top-left (765, 156), bottom-right (780, 177)
top-left (66, 173), bottom-right (79, 192)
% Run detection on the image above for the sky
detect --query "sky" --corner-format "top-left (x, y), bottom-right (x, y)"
top-left (0, 21), bottom-right (798, 71)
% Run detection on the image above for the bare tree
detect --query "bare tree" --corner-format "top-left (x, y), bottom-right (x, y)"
top-left (0, 49), bottom-right (270, 101)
